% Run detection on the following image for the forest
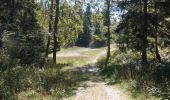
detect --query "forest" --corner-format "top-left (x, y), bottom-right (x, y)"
top-left (0, 0), bottom-right (170, 100)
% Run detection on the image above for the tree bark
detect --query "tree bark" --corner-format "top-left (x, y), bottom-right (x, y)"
top-left (46, 0), bottom-right (53, 58)
top-left (105, 0), bottom-right (111, 67)
top-left (53, 0), bottom-right (59, 64)
top-left (142, 0), bottom-right (148, 64)
top-left (154, 3), bottom-right (161, 62)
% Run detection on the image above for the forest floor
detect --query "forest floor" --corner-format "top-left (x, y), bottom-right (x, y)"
top-left (51, 45), bottom-right (130, 100)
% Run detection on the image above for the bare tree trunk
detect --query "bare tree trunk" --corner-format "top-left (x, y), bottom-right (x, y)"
top-left (105, 0), bottom-right (111, 67)
top-left (154, 3), bottom-right (161, 62)
top-left (53, 0), bottom-right (59, 64)
top-left (142, 0), bottom-right (148, 64)
top-left (46, 0), bottom-right (53, 58)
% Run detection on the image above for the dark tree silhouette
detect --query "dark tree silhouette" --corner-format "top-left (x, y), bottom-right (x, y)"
top-left (154, 3), bottom-right (161, 62)
top-left (142, 0), bottom-right (148, 64)
top-left (53, 0), bottom-right (60, 64)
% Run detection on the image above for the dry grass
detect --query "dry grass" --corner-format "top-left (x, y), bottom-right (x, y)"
top-left (49, 46), bottom-right (111, 68)
top-left (53, 45), bottom-right (115, 68)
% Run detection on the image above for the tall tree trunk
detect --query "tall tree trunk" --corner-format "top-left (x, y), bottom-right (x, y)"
top-left (53, 0), bottom-right (59, 64)
top-left (140, 0), bottom-right (142, 36)
top-left (142, 0), bottom-right (148, 64)
top-left (105, 0), bottom-right (111, 67)
top-left (154, 3), bottom-right (161, 62)
top-left (46, 0), bottom-right (53, 58)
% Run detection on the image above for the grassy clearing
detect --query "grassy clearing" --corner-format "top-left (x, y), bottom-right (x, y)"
top-left (57, 56), bottom-right (90, 67)
top-left (54, 46), bottom-right (107, 67)
top-left (56, 45), bottom-right (115, 68)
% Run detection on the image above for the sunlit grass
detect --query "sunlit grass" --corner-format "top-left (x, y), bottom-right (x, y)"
top-left (49, 46), bottom-right (109, 68)
top-left (56, 50), bottom-right (103, 68)
top-left (57, 56), bottom-right (90, 67)
top-left (53, 45), bottom-right (115, 68)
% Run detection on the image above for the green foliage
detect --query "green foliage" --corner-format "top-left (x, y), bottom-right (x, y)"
top-left (98, 50), bottom-right (141, 79)
top-left (98, 49), bottom-right (170, 99)
top-left (58, 2), bottom-right (83, 47)
top-left (0, 0), bottom-right (46, 66)
top-left (92, 12), bottom-right (107, 47)
top-left (2, 30), bottom-right (46, 65)
top-left (76, 4), bottom-right (108, 47)
top-left (0, 66), bottom-right (41, 99)
top-left (0, 49), bottom-right (19, 70)
top-left (35, 6), bottom-right (49, 32)
top-left (0, 63), bottom-right (91, 99)
top-left (116, 0), bottom-right (170, 52)
top-left (76, 3), bottom-right (92, 47)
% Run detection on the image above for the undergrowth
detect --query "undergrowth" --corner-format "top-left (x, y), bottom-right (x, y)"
top-left (0, 63), bottom-right (89, 100)
top-left (97, 49), bottom-right (170, 100)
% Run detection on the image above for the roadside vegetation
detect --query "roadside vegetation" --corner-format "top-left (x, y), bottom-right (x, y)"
top-left (0, 62), bottom-right (91, 99)
top-left (97, 47), bottom-right (170, 100)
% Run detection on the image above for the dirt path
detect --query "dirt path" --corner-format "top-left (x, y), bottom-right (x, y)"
top-left (74, 81), bottom-right (128, 100)
top-left (59, 46), bottom-right (129, 100)
top-left (68, 65), bottom-right (129, 100)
